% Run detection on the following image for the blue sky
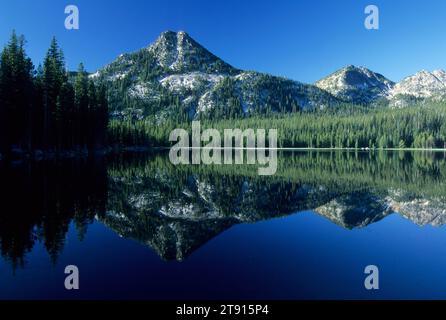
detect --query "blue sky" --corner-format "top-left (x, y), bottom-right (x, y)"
top-left (1, 0), bottom-right (446, 83)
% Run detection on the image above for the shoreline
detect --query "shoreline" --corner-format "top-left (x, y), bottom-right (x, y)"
top-left (114, 146), bottom-right (446, 152)
top-left (1, 146), bottom-right (445, 162)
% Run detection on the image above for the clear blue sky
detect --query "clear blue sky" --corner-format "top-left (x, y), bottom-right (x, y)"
top-left (1, 0), bottom-right (446, 83)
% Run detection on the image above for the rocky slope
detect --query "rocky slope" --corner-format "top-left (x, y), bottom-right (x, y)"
top-left (316, 66), bottom-right (446, 107)
top-left (315, 65), bottom-right (395, 104)
top-left (388, 70), bottom-right (446, 107)
top-left (390, 70), bottom-right (446, 99)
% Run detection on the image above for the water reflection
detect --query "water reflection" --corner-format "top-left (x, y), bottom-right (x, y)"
top-left (0, 159), bottom-right (107, 268)
top-left (1, 151), bottom-right (446, 267)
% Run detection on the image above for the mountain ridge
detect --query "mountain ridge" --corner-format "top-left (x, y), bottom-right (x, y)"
top-left (91, 31), bottom-right (341, 120)
top-left (91, 31), bottom-right (446, 121)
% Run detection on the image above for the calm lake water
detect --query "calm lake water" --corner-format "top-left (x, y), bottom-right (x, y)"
top-left (1, 150), bottom-right (446, 300)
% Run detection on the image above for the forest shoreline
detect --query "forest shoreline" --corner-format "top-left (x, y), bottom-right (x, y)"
top-left (2, 146), bottom-right (446, 163)
top-left (114, 146), bottom-right (446, 152)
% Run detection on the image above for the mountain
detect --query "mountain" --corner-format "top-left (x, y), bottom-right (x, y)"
top-left (92, 31), bottom-right (339, 121)
top-left (91, 31), bottom-right (446, 117)
top-left (388, 70), bottom-right (446, 107)
top-left (390, 70), bottom-right (446, 98)
top-left (315, 65), bottom-right (395, 104)
top-left (316, 66), bottom-right (446, 107)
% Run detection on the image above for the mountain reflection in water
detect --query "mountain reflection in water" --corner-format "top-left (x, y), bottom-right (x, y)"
top-left (1, 150), bottom-right (446, 267)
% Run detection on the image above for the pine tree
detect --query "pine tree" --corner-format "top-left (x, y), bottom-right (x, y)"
top-left (440, 123), bottom-right (446, 149)
top-left (0, 31), bottom-right (34, 158)
top-left (87, 79), bottom-right (97, 150)
top-left (43, 37), bottom-right (67, 150)
top-left (96, 84), bottom-right (109, 147)
top-left (59, 81), bottom-right (75, 149)
top-left (33, 64), bottom-right (45, 149)
top-left (74, 63), bottom-right (89, 149)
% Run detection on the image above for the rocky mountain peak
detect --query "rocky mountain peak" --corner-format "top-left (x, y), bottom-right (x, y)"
top-left (389, 69), bottom-right (446, 99)
top-left (316, 65), bottom-right (395, 104)
top-left (147, 30), bottom-right (236, 74)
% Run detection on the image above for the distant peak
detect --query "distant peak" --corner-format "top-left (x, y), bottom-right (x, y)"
top-left (405, 70), bottom-right (439, 80)
top-left (316, 64), bottom-right (394, 104)
top-left (408, 69), bottom-right (446, 77)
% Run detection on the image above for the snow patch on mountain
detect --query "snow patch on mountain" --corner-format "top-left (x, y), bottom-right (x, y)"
top-left (108, 71), bottom-right (129, 81)
top-left (89, 71), bottom-right (100, 79)
top-left (159, 72), bottom-right (224, 92)
top-left (128, 83), bottom-right (150, 99)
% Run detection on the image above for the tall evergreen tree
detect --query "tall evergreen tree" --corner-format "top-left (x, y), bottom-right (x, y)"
top-left (0, 31), bottom-right (34, 157)
top-left (33, 64), bottom-right (45, 149)
top-left (42, 37), bottom-right (67, 150)
top-left (87, 79), bottom-right (97, 150)
top-left (59, 81), bottom-right (75, 149)
top-left (74, 63), bottom-right (89, 149)
top-left (96, 84), bottom-right (109, 147)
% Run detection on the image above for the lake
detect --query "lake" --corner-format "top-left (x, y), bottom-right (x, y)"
top-left (1, 150), bottom-right (446, 300)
